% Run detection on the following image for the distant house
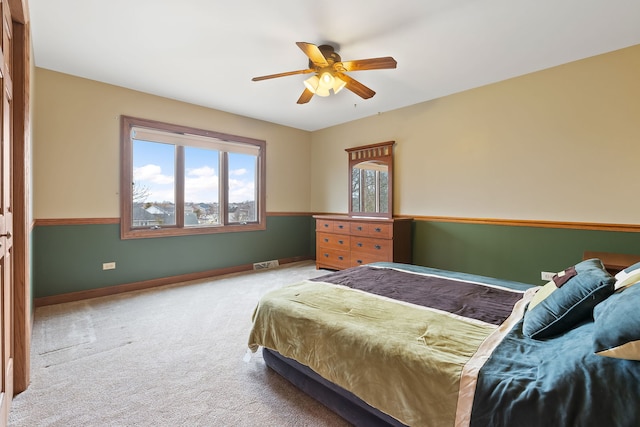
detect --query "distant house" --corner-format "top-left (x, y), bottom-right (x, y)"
top-left (132, 205), bottom-right (158, 227)
top-left (145, 205), bottom-right (165, 215)
top-left (132, 203), bottom-right (178, 227)
top-left (185, 205), bottom-right (198, 225)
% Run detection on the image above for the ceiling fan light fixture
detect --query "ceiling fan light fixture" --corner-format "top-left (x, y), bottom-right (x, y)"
top-left (332, 76), bottom-right (346, 94)
top-left (315, 86), bottom-right (331, 97)
top-left (303, 75), bottom-right (320, 93)
top-left (315, 71), bottom-right (336, 96)
top-left (304, 72), bottom-right (335, 96)
top-left (319, 71), bottom-right (334, 87)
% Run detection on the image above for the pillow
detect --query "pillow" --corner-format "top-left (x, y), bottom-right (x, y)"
top-left (523, 258), bottom-right (615, 339)
top-left (613, 261), bottom-right (640, 291)
top-left (526, 280), bottom-right (557, 311)
top-left (526, 266), bottom-right (578, 312)
top-left (593, 282), bottom-right (640, 360)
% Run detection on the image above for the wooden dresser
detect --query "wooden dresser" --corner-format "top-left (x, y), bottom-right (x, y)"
top-left (314, 215), bottom-right (413, 270)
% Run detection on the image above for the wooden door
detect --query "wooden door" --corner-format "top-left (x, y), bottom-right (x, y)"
top-left (0, 0), bottom-right (12, 423)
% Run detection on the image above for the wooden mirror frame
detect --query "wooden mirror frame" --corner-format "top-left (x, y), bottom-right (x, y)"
top-left (346, 141), bottom-right (394, 218)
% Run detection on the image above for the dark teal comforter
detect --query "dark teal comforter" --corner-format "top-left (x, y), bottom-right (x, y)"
top-left (471, 318), bottom-right (640, 427)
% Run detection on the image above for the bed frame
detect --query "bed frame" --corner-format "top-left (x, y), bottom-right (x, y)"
top-left (263, 348), bottom-right (406, 427)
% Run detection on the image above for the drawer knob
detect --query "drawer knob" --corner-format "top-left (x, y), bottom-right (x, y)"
top-left (338, 240), bottom-right (344, 245)
top-left (338, 256), bottom-right (344, 260)
top-left (324, 238), bottom-right (329, 242)
top-left (324, 253), bottom-right (329, 258)
top-left (356, 259), bottom-right (363, 264)
top-left (357, 242), bottom-right (363, 247)
top-left (375, 245), bottom-right (381, 250)
top-left (375, 227), bottom-right (382, 232)
top-left (324, 224), bottom-right (329, 228)
top-left (357, 226), bottom-right (363, 231)
top-left (338, 225), bottom-right (344, 229)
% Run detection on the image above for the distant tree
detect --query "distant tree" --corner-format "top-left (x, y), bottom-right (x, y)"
top-left (132, 182), bottom-right (151, 203)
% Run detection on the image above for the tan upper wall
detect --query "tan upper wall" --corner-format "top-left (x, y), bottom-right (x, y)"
top-left (35, 45), bottom-right (640, 223)
top-left (33, 69), bottom-right (312, 219)
top-left (311, 44), bottom-right (640, 224)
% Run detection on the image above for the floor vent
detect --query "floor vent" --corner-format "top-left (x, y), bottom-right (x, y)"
top-left (253, 260), bottom-right (280, 270)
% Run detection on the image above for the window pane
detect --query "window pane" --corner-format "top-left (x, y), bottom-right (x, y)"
top-left (184, 146), bottom-right (220, 226)
top-left (228, 152), bottom-right (257, 223)
top-left (351, 168), bottom-right (362, 213)
top-left (132, 140), bottom-right (176, 227)
top-left (363, 169), bottom-right (377, 212)
top-left (379, 171), bottom-right (389, 213)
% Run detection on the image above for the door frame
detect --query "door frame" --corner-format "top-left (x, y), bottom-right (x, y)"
top-left (7, 0), bottom-right (30, 396)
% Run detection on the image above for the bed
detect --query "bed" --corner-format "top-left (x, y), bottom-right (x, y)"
top-left (247, 259), bottom-right (640, 426)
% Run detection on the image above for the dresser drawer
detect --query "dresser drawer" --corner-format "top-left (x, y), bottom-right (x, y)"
top-left (333, 221), bottom-right (350, 234)
top-left (350, 252), bottom-right (391, 267)
top-left (350, 236), bottom-right (392, 255)
top-left (350, 222), bottom-right (393, 239)
top-left (317, 232), bottom-right (351, 250)
top-left (316, 219), bottom-right (351, 234)
top-left (316, 219), bottom-right (334, 232)
top-left (317, 248), bottom-right (351, 269)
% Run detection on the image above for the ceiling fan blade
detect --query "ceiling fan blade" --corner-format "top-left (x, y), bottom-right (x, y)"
top-left (296, 42), bottom-right (329, 67)
top-left (338, 57), bottom-right (397, 72)
top-left (252, 69), bottom-right (315, 81)
top-left (297, 88), bottom-right (314, 104)
top-left (336, 73), bottom-right (376, 99)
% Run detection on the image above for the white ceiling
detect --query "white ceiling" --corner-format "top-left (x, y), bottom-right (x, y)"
top-left (30, 0), bottom-right (640, 132)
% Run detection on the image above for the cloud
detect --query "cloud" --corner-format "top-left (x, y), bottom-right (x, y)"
top-left (188, 166), bottom-right (216, 177)
top-left (230, 168), bottom-right (247, 176)
top-left (185, 166), bottom-right (219, 202)
top-left (133, 164), bottom-right (174, 184)
top-left (229, 178), bottom-right (255, 203)
top-left (133, 164), bottom-right (175, 202)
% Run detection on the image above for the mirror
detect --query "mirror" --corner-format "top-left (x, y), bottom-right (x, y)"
top-left (346, 141), bottom-right (394, 218)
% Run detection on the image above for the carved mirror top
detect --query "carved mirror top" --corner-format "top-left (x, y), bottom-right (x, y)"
top-left (346, 141), bottom-right (394, 219)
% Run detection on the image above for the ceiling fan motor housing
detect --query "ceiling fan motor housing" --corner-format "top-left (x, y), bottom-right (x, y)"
top-left (308, 44), bottom-right (341, 68)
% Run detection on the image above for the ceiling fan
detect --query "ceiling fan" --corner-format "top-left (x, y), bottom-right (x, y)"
top-left (251, 42), bottom-right (397, 104)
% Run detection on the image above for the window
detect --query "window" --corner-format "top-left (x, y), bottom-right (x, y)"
top-left (120, 116), bottom-right (266, 239)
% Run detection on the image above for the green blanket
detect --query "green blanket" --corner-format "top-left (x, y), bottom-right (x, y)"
top-left (248, 279), bottom-right (531, 426)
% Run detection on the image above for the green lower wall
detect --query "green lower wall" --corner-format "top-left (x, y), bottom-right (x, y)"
top-left (413, 220), bottom-right (640, 284)
top-left (33, 215), bottom-right (640, 299)
top-left (33, 215), bottom-right (315, 298)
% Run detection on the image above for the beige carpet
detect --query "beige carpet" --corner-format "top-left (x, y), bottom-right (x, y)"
top-left (9, 261), bottom-right (352, 427)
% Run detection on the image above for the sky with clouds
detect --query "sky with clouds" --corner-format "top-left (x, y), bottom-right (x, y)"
top-left (133, 141), bottom-right (256, 204)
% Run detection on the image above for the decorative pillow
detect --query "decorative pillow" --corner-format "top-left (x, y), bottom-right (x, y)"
top-left (526, 266), bottom-right (579, 312)
top-left (523, 258), bottom-right (615, 339)
top-left (593, 283), bottom-right (640, 360)
top-left (526, 280), bottom-right (557, 311)
top-left (613, 261), bottom-right (640, 291)
top-left (552, 265), bottom-right (577, 287)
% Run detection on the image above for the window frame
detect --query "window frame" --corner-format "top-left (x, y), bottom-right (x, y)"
top-left (120, 115), bottom-right (266, 239)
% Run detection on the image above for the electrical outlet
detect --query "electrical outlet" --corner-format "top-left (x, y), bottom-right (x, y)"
top-left (541, 271), bottom-right (555, 281)
top-left (103, 262), bottom-right (116, 270)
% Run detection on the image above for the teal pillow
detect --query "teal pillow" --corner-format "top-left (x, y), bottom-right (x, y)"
top-left (523, 258), bottom-right (615, 339)
top-left (593, 283), bottom-right (640, 360)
